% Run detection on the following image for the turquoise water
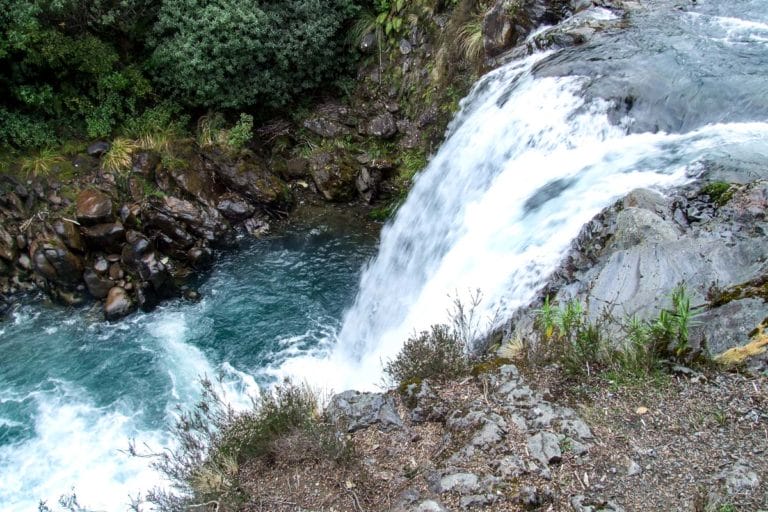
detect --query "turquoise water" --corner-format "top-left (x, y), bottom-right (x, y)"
top-left (0, 218), bottom-right (377, 510)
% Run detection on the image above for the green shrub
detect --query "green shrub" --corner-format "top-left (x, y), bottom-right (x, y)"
top-left (121, 103), bottom-right (188, 140)
top-left (385, 324), bottom-right (469, 385)
top-left (150, 0), bottom-right (359, 110)
top-left (226, 114), bottom-right (254, 151)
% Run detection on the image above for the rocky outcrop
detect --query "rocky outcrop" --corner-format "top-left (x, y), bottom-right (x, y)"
top-left (506, 177), bottom-right (768, 369)
top-left (326, 390), bottom-right (404, 433)
top-left (204, 151), bottom-right (293, 211)
top-left (484, 0), bottom-right (575, 57)
top-left (327, 364), bottom-right (596, 511)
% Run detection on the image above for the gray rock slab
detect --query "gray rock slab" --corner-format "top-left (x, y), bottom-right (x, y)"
top-left (326, 390), bottom-right (403, 433)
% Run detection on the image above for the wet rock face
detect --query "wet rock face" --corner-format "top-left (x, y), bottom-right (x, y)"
top-left (131, 151), bottom-right (161, 180)
top-left (169, 164), bottom-right (222, 207)
top-left (52, 220), bottom-right (85, 253)
top-left (484, 0), bottom-right (571, 57)
top-left (82, 223), bottom-right (126, 253)
top-left (76, 189), bottom-right (113, 225)
top-left (507, 180), bottom-right (768, 362)
top-left (32, 244), bottom-right (83, 287)
top-left (0, 225), bottom-right (17, 263)
top-left (83, 268), bottom-right (113, 299)
top-left (216, 192), bottom-right (256, 222)
top-left (205, 152), bottom-right (293, 211)
top-left (104, 286), bottom-right (134, 321)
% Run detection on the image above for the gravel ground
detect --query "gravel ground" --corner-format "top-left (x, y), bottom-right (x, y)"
top-left (238, 364), bottom-right (767, 512)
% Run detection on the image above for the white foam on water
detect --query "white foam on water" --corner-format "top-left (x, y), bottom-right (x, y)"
top-left (0, 384), bottom-right (167, 512)
top-left (686, 12), bottom-right (768, 44)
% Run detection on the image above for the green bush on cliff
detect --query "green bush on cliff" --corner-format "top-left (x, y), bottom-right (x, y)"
top-left (150, 0), bottom-right (359, 110)
top-left (385, 324), bottom-right (469, 386)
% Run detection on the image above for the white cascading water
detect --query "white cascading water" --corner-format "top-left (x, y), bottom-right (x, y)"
top-left (280, 43), bottom-right (768, 392)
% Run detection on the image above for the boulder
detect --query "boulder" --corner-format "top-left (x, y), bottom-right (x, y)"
top-left (52, 219), bottom-right (85, 252)
top-left (483, 0), bottom-right (515, 57)
top-left (303, 117), bottom-right (351, 138)
top-left (484, 0), bottom-right (570, 57)
top-left (1, 191), bottom-right (26, 217)
top-left (362, 112), bottom-right (398, 139)
top-left (87, 141), bottom-right (110, 157)
top-left (0, 225), bottom-right (17, 262)
top-left (243, 215), bottom-right (270, 238)
top-left (32, 244), bottom-right (83, 286)
top-left (309, 150), bottom-right (360, 202)
top-left (326, 390), bottom-right (403, 433)
top-left (508, 181), bottom-right (768, 359)
top-left (81, 223), bottom-right (126, 253)
top-left (527, 432), bottom-right (562, 465)
top-left (131, 151), bottom-right (161, 180)
top-left (187, 245), bottom-right (214, 269)
top-left (104, 286), bottom-right (134, 320)
top-left (205, 152), bottom-right (293, 210)
top-left (142, 204), bottom-right (200, 253)
top-left (136, 281), bottom-right (160, 312)
top-left (169, 164), bottom-right (222, 207)
top-left (155, 196), bottom-right (231, 244)
top-left (136, 251), bottom-right (172, 292)
top-left (356, 167), bottom-right (383, 203)
top-left (83, 268), bottom-right (114, 299)
top-left (76, 189), bottom-right (113, 225)
top-left (216, 192), bottom-right (255, 222)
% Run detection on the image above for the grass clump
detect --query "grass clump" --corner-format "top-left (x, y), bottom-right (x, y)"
top-left (533, 297), bottom-right (604, 376)
top-left (385, 324), bottom-right (469, 387)
top-left (140, 378), bottom-right (350, 512)
top-left (19, 148), bottom-right (65, 178)
top-left (102, 137), bottom-right (139, 174)
top-left (196, 112), bottom-right (254, 154)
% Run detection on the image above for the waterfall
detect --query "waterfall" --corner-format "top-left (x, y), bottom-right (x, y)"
top-left (280, 3), bottom-right (768, 392)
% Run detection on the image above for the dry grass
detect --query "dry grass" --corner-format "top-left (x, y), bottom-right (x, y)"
top-left (102, 137), bottom-right (139, 173)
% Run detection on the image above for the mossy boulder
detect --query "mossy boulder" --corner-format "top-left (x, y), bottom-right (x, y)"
top-left (309, 149), bottom-right (360, 202)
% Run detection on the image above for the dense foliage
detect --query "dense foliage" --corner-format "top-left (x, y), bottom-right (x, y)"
top-left (0, 0), bottom-right (157, 148)
top-left (0, 0), bottom-right (359, 150)
top-left (151, 0), bottom-right (359, 110)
